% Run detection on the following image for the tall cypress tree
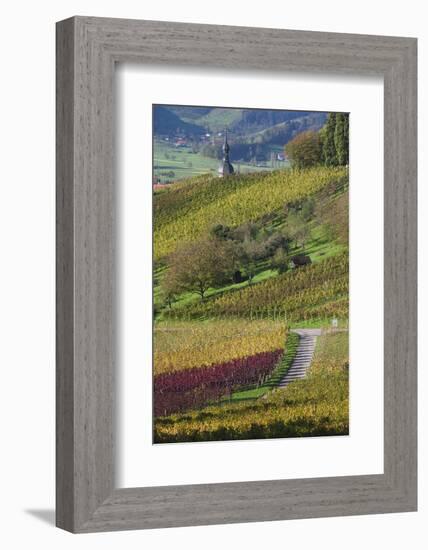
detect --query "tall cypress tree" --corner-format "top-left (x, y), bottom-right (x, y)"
top-left (334, 113), bottom-right (346, 165)
top-left (343, 113), bottom-right (349, 165)
top-left (322, 113), bottom-right (337, 166)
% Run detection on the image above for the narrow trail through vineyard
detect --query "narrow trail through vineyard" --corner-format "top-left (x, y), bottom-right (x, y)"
top-left (278, 329), bottom-right (322, 387)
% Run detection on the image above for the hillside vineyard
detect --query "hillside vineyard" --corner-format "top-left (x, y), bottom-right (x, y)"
top-left (152, 105), bottom-right (349, 444)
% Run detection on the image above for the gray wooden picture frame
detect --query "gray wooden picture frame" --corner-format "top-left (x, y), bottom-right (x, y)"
top-left (56, 16), bottom-right (417, 533)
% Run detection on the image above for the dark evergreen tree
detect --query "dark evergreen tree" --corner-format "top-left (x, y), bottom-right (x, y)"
top-left (334, 113), bottom-right (349, 166)
top-left (322, 113), bottom-right (337, 166)
top-left (343, 113), bottom-right (349, 165)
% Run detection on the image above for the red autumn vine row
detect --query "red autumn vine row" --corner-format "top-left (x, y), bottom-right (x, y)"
top-left (154, 349), bottom-right (283, 417)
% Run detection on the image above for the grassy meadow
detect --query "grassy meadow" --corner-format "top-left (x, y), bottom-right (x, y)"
top-left (154, 140), bottom-right (283, 183)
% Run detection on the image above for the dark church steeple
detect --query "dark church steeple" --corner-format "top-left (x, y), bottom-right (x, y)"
top-left (218, 129), bottom-right (234, 177)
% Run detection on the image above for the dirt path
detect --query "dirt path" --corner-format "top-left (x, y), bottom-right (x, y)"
top-left (278, 329), bottom-right (322, 388)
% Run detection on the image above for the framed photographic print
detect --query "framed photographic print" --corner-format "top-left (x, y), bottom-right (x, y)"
top-left (56, 17), bottom-right (417, 532)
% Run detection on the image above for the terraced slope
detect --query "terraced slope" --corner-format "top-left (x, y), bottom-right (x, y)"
top-left (154, 166), bottom-right (348, 259)
top-left (165, 252), bottom-right (349, 323)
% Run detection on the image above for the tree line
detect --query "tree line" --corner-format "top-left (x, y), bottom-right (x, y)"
top-left (285, 113), bottom-right (349, 169)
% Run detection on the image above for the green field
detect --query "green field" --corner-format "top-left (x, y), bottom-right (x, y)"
top-left (153, 140), bottom-right (285, 183)
top-left (186, 108), bottom-right (244, 131)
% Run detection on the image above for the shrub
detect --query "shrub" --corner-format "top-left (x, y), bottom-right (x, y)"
top-left (285, 131), bottom-right (322, 169)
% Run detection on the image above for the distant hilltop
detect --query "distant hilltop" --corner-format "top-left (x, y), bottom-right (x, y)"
top-left (153, 105), bottom-right (327, 158)
top-left (152, 105), bottom-right (328, 184)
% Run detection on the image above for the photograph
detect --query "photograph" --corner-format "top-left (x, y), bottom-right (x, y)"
top-left (0, 2), bottom-right (418, 541)
top-left (152, 104), bottom-right (350, 444)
